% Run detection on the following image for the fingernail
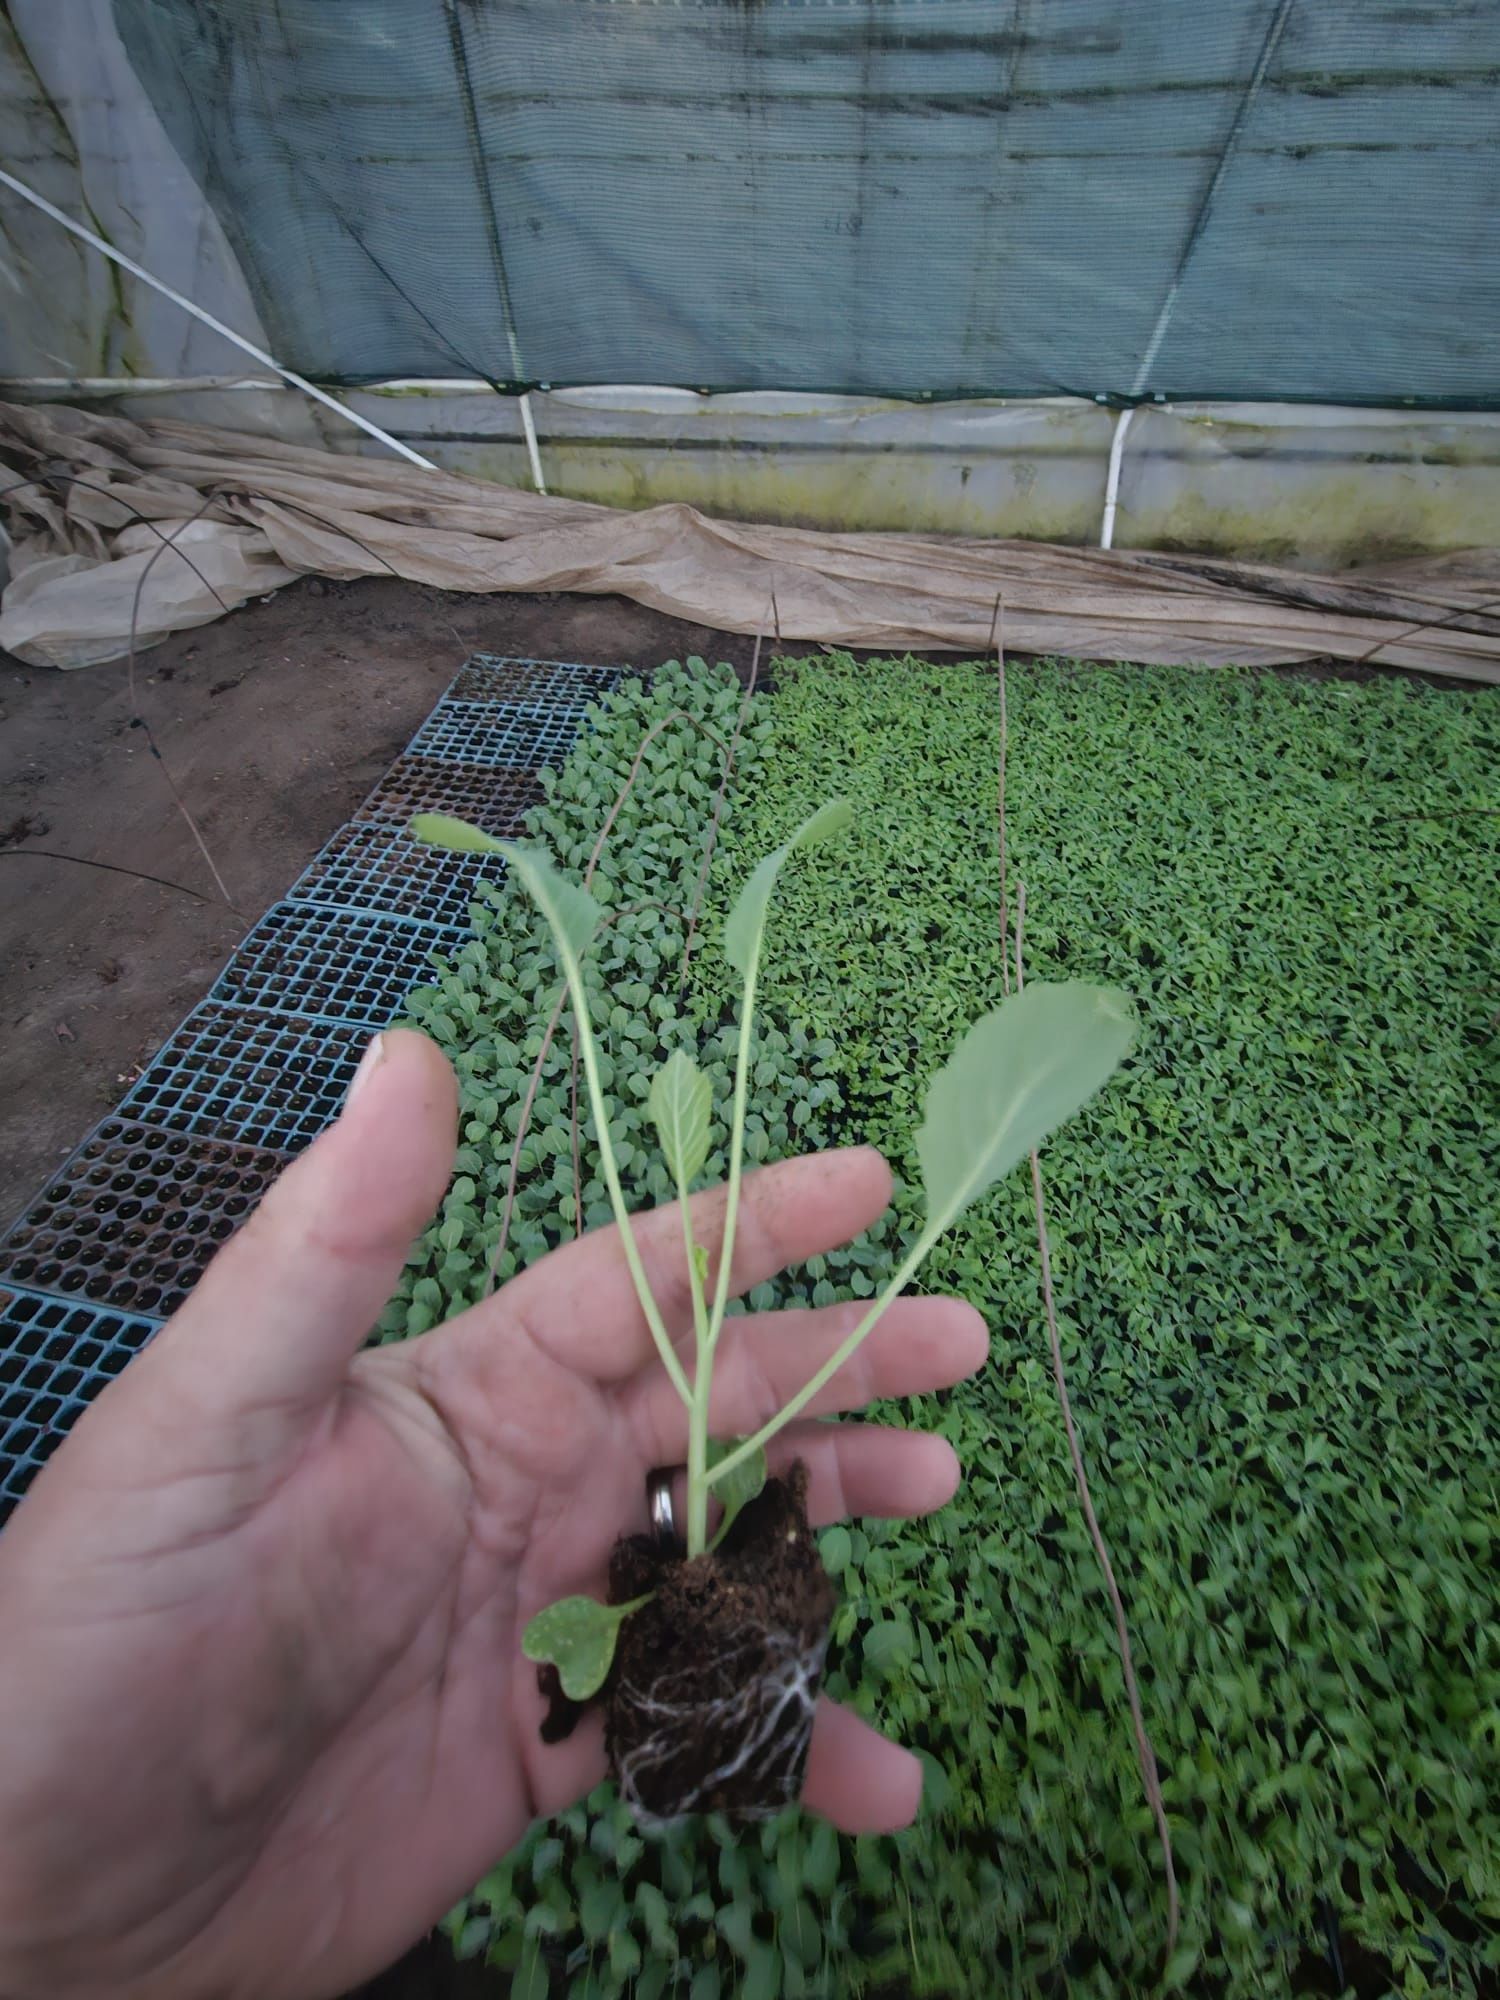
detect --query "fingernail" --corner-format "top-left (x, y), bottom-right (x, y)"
top-left (345, 1032), bottom-right (386, 1110)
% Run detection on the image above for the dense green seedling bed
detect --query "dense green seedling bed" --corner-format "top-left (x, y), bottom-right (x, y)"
top-left (394, 656), bottom-right (1498, 1998)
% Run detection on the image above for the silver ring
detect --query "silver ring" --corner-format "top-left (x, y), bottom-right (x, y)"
top-left (646, 1467), bottom-right (682, 1547)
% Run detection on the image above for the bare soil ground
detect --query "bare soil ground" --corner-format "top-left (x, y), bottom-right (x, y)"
top-left (0, 578), bottom-right (756, 1233)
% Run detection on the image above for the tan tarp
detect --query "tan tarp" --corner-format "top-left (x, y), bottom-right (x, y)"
top-left (2, 400), bottom-right (1498, 680)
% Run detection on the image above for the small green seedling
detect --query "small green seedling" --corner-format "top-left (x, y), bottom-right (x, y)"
top-left (410, 803), bottom-right (1134, 1701)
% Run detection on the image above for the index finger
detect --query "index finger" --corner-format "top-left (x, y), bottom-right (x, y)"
top-left (474, 1146), bottom-right (893, 1382)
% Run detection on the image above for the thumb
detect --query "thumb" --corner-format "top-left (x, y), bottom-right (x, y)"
top-left (147, 1027), bottom-right (458, 1421)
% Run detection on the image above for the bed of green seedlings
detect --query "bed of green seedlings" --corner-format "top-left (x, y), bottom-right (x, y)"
top-left (393, 655), bottom-right (1498, 1999)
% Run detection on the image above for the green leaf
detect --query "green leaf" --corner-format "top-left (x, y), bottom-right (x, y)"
top-left (408, 812), bottom-right (505, 855)
top-left (716, 1895), bottom-right (755, 1957)
top-left (917, 980), bottom-right (1135, 1232)
top-left (723, 798), bottom-right (852, 978)
top-left (498, 841), bottom-right (604, 968)
top-left (743, 1939), bottom-right (782, 2000)
top-left (804, 1818), bottom-right (840, 1896)
top-left (649, 1048), bottom-right (714, 1191)
top-left (454, 1916), bottom-right (491, 1959)
top-left (519, 1593), bottom-right (649, 1701)
top-left (863, 1618), bottom-right (916, 1673)
top-left (820, 1524), bottom-right (853, 1575)
top-left (579, 1873), bottom-right (624, 1940)
top-left (708, 1439), bottom-right (768, 1549)
top-left (510, 1940), bottom-right (550, 2000)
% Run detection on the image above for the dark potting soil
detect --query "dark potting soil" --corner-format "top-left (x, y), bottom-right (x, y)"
top-left (595, 1465), bottom-right (837, 1823)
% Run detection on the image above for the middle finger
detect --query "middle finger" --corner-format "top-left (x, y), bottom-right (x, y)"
top-left (625, 1295), bottom-right (988, 1467)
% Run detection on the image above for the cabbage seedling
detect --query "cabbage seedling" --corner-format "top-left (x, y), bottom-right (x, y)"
top-left (411, 803), bottom-right (1134, 1816)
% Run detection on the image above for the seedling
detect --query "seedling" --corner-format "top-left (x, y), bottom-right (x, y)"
top-left (411, 803), bottom-right (1134, 1817)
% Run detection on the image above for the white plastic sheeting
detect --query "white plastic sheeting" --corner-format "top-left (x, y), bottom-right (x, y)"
top-left (5, 402), bottom-right (1499, 680)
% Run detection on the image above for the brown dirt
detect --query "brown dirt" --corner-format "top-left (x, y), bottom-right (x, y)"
top-left (605, 1466), bottom-right (837, 1821)
top-left (0, 579), bottom-right (758, 1234)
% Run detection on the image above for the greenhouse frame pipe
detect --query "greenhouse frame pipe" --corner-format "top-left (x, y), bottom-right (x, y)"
top-left (1100, 405), bottom-right (1135, 550)
top-left (0, 165), bottom-right (439, 472)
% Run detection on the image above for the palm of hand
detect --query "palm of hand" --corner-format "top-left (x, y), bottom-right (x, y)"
top-left (0, 1033), bottom-right (983, 2000)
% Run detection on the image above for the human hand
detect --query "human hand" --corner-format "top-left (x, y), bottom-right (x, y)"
top-left (0, 1029), bottom-right (987, 2000)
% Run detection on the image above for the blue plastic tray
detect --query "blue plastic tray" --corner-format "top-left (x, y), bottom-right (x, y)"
top-left (450, 656), bottom-right (624, 706)
top-left (290, 818), bottom-right (505, 934)
top-left (0, 1284), bottom-right (162, 1524)
top-left (119, 1001), bottom-right (369, 1151)
top-left (0, 654), bottom-right (632, 1517)
top-left (404, 698), bottom-right (585, 769)
top-left (0, 1116), bottom-right (286, 1320)
top-left (210, 902), bottom-right (461, 1026)
top-left (355, 756), bottom-right (543, 838)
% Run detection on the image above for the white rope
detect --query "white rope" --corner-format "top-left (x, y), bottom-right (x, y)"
top-left (0, 165), bottom-right (438, 471)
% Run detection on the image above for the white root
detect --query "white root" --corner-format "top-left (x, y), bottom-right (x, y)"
top-left (614, 1626), bottom-right (828, 1828)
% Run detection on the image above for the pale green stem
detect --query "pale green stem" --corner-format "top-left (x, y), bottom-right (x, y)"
top-left (680, 1182), bottom-right (713, 1557)
top-left (705, 960), bottom-right (759, 1350)
top-left (563, 963), bottom-right (692, 1410)
top-left (705, 1218), bottom-right (945, 1488)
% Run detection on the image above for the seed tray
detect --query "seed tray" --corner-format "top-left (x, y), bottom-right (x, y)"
top-left (357, 758), bottom-right (543, 836)
top-left (449, 656), bottom-right (626, 705)
top-left (291, 818), bottom-right (504, 932)
top-left (119, 1002), bottom-right (369, 1151)
top-left (403, 698), bottom-right (585, 770)
top-left (0, 1284), bottom-right (161, 1524)
top-left (0, 1118), bottom-right (284, 1318)
top-left (210, 902), bottom-right (459, 1025)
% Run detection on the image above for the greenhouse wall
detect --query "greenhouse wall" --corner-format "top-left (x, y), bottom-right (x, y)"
top-left (3, 0), bottom-right (1499, 561)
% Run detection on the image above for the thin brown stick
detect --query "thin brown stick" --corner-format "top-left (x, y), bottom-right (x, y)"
top-left (1015, 925), bottom-right (1180, 1957)
top-left (126, 508), bottom-right (239, 916)
top-left (1, 467), bottom-right (243, 915)
top-left (0, 846), bottom-right (223, 905)
top-left (1013, 877), bottom-right (1026, 999)
top-left (1354, 587), bottom-right (1500, 669)
top-left (125, 486), bottom-right (241, 913)
top-left (993, 596), bottom-right (1010, 999)
top-left (584, 712), bottom-right (730, 873)
top-left (0, 469), bottom-right (234, 616)
top-left (998, 655), bottom-right (1180, 1960)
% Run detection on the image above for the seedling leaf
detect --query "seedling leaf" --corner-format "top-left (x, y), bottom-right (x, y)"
top-left (521, 1593), bottom-right (651, 1701)
top-left (722, 797), bottom-right (852, 977)
top-left (918, 981), bottom-right (1135, 1231)
top-left (708, 1438), bottom-right (767, 1549)
top-left (498, 841), bottom-right (604, 964)
top-left (409, 812), bottom-right (505, 855)
top-left (649, 1049), bottom-right (713, 1191)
